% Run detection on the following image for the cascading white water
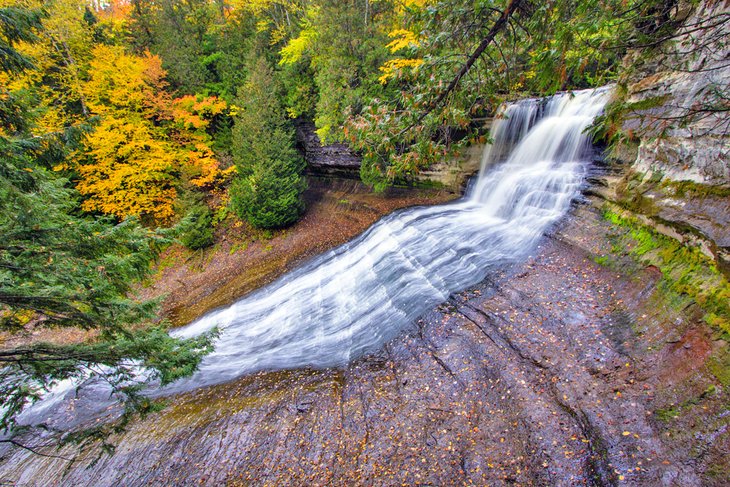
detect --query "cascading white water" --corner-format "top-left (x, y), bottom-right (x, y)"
top-left (11, 87), bottom-right (610, 427)
top-left (164, 87), bottom-right (610, 392)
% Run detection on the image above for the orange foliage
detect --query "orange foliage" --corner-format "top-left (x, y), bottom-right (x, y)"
top-left (170, 94), bottom-right (234, 188)
top-left (93, 0), bottom-right (132, 20)
top-left (72, 46), bottom-right (230, 223)
top-left (172, 95), bottom-right (227, 130)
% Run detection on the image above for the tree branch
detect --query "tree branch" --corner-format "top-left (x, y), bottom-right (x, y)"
top-left (399, 0), bottom-right (523, 136)
top-left (0, 439), bottom-right (73, 461)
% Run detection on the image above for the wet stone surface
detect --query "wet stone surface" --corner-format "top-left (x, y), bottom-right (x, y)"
top-left (0, 206), bottom-right (713, 486)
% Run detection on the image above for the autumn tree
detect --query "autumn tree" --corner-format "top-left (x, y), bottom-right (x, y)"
top-left (169, 93), bottom-right (233, 189)
top-left (0, 0), bottom-right (98, 131)
top-left (74, 44), bottom-right (230, 224)
top-left (74, 45), bottom-right (180, 223)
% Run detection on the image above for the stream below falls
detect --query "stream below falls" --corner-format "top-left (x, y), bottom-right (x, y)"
top-left (167, 87), bottom-right (611, 391)
top-left (14, 86), bottom-right (610, 428)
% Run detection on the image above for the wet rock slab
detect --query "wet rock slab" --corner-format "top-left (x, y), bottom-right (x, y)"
top-left (1, 205), bottom-right (713, 486)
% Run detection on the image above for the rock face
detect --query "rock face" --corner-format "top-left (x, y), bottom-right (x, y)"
top-left (619, 0), bottom-right (729, 185)
top-left (416, 143), bottom-right (486, 192)
top-left (294, 118), bottom-right (485, 191)
top-left (295, 119), bottom-right (362, 178)
top-left (601, 0), bottom-right (730, 275)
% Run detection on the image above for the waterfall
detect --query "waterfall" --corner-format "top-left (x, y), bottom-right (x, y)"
top-left (13, 87), bottom-right (610, 426)
top-left (165, 87), bottom-right (610, 392)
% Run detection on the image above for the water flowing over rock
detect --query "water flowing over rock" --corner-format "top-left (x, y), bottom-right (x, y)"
top-left (10, 88), bottom-right (610, 427)
top-left (3, 86), bottom-right (720, 486)
top-left (166, 87), bottom-right (611, 393)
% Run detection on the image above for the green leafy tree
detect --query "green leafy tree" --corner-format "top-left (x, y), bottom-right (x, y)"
top-left (178, 200), bottom-right (215, 250)
top-left (278, 0), bottom-right (394, 143)
top-left (343, 0), bottom-right (689, 189)
top-left (230, 57), bottom-right (305, 229)
top-left (127, 0), bottom-right (225, 94)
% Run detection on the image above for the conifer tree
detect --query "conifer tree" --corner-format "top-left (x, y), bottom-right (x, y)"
top-left (0, 5), bottom-right (211, 445)
top-left (230, 58), bottom-right (305, 229)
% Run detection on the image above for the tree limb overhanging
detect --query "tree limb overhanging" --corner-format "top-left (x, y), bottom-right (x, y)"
top-left (402, 0), bottom-right (524, 135)
top-left (0, 439), bottom-right (73, 461)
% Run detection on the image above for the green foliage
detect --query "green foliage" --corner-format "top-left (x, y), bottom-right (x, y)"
top-left (279, 55), bottom-right (317, 119)
top-left (127, 0), bottom-right (255, 99)
top-left (524, 0), bottom-right (634, 92)
top-left (664, 180), bottom-right (730, 199)
top-left (707, 353), bottom-right (730, 387)
top-left (230, 58), bottom-right (306, 229)
top-left (0, 6), bottom-right (41, 73)
top-left (0, 8), bottom-right (211, 437)
top-left (0, 129), bottom-right (213, 433)
top-left (654, 406), bottom-right (680, 422)
top-left (276, 0), bottom-right (393, 143)
top-left (653, 384), bottom-right (719, 422)
top-left (178, 202), bottom-right (215, 250)
top-left (230, 145), bottom-right (306, 228)
top-left (344, 0), bottom-right (691, 188)
top-left (130, 0), bottom-right (217, 93)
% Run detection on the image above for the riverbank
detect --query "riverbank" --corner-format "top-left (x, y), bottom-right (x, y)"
top-left (3, 194), bottom-right (725, 486)
top-left (139, 177), bottom-right (457, 327)
top-left (0, 177), bottom-right (456, 351)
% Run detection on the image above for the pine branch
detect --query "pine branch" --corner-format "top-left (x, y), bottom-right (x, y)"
top-left (0, 439), bottom-right (73, 461)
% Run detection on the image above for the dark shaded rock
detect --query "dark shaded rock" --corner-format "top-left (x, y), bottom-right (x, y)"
top-left (295, 119), bottom-right (361, 178)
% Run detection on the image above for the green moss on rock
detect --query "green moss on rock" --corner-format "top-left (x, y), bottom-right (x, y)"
top-left (603, 207), bottom-right (730, 339)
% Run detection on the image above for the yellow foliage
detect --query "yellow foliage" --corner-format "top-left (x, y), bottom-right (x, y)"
top-left (169, 94), bottom-right (231, 188)
top-left (79, 116), bottom-right (178, 222)
top-left (256, 19), bottom-right (271, 33)
top-left (399, 0), bottom-right (430, 6)
top-left (232, 0), bottom-right (274, 15)
top-left (184, 143), bottom-right (236, 188)
top-left (379, 27), bottom-right (423, 84)
top-left (393, 0), bottom-right (431, 14)
top-left (75, 47), bottom-right (227, 223)
top-left (378, 58), bottom-right (424, 84)
top-left (83, 45), bottom-right (155, 115)
top-left (279, 27), bottom-right (315, 65)
top-left (172, 95), bottom-right (227, 131)
top-left (386, 29), bottom-right (420, 53)
top-left (1, 0), bottom-right (93, 130)
top-left (70, 45), bottom-right (171, 222)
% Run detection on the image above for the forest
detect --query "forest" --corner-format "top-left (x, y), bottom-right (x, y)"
top-left (2, 0), bottom-right (728, 467)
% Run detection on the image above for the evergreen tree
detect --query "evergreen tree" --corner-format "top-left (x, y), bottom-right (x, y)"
top-left (230, 58), bottom-right (305, 229)
top-left (0, 5), bottom-right (211, 442)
